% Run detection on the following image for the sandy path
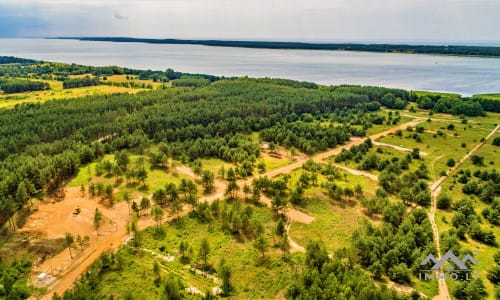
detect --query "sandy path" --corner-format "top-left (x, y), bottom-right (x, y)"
top-left (332, 163), bottom-right (379, 181)
top-left (33, 119), bottom-right (422, 298)
top-left (428, 124), bottom-right (499, 300)
top-left (240, 119), bottom-right (422, 186)
top-left (372, 141), bottom-right (429, 156)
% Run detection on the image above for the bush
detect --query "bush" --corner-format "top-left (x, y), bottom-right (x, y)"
top-left (437, 194), bottom-right (452, 209)
top-left (493, 136), bottom-right (500, 146)
top-left (447, 158), bottom-right (456, 167)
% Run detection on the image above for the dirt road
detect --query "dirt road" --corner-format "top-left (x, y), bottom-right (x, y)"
top-left (372, 141), bottom-right (429, 156)
top-left (34, 119), bottom-right (422, 298)
top-left (428, 124), bottom-right (499, 300)
top-left (241, 119), bottom-right (422, 185)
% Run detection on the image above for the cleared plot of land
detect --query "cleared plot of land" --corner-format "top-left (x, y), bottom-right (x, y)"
top-left (436, 139), bottom-right (499, 300)
top-left (377, 119), bottom-right (496, 180)
top-left (330, 144), bottom-right (425, 177)
top-left (283, 168), bottom-right (377, 252)
top-left (0, 77), bottom-right (149, 108)
top-left (100, 74), bottom-right (168, 89)
top-left (472, 93), bottom-right (500, 100)
top-left (95, 208), bottom-right (295, 299)
top-left (68, 154), bottom-right (197, 201)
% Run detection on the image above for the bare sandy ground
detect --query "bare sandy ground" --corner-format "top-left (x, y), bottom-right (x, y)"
top-left (24, 119), bottom-right (424, 298)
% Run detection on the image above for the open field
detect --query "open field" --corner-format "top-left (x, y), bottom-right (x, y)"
top-left (0, 77), bottom-right (150, 108)
top-left (90, 210), bottom-right (297, 299)
top-left (472, 93), bottom-right (500, 100)
top-left (377, 118), bottom-right (496, 180)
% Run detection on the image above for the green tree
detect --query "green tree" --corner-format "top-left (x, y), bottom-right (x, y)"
top-left (64, 232), bottom-right (75, 258)
top-left (242, 184), bottom-right (251, 200)
top-left (305, 240), bottom-right (328, 270)
top-left (201, 170), bottom-right (215, 194)
top-left (140, 196), bottom-right (151, 216)
top-left (437, 194), bottom-right (452, 209)
top-left (280, 233), bottom-right (291, 258)
top-left (93, 208), bottom-right (102, 234)
top-left (179, 240), bottom-right (189, 262)
top-left (198, 238), bottom-right (210, 268)
top-left (151, 206), bottom-right (164, 227)
top-left (253, 235), bottom-right (268, 258)
top-left (275, 218), bottom-right (286, 238)
top-left (170, 199), bottom-right (183, 220)
top-left (218, 258), bottom-right (232, 295)
top-left (447, 158), bottom-right (456, 167)
top-left (161, 274), bottom-right (183, 300)
top-left (225, 180), bottom-right (240, 200)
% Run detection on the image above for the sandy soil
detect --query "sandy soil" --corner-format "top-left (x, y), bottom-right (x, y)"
top-left (332, 163), bottom-right (379, 181)
top-left (428, 124), bottom-right (499, 300)
top-left (26, 119), bottom-right (425, 298)
top-left (372, 141), bottom-right (429, 156)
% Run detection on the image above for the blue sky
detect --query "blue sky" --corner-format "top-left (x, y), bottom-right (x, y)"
top-left (1, 0), bottom-right (499, 43)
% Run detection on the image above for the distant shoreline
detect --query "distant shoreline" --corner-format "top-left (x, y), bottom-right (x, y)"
top-left (55, 37), bottom-right (500, 57)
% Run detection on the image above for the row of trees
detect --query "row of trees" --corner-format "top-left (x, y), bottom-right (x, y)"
top-left (62, 76), bottom-right (99, 89)
top-left (0, 79), bottom-right (49, 93)
top-left (417, 94), bottom-right (485, 116)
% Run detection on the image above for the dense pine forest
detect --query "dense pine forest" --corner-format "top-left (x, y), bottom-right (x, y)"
top-left (65, 37), bottom-right (500, 57)
top-left (0, 57), bottom-right (498, 299)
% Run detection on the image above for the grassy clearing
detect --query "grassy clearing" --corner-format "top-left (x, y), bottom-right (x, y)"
top-left (68, 154), bottom-right (195, 201)
top-left (472, 93), bottom-right (500, 100)
top-left (413, 91), bottom-right (462, 98)
top-left (289, 197), bottom-right (366, 252)
top-left (198, 158), bottom-right (234, 175)
top-left (365, 116), bottom-right (414, 135)
top-left (377, 119), bottom-right (495, 180)
top-left (94, 207), bottom-right (298, 299)
top-left (259, 152), bottom-right (294, 171)
top-left (436, 138), bottom-right (499, 299)
top-left (283, 167), bottom-right (376, 252)
top-left (330, 145), bottom-right (424, 176)
top-left (0, 77), bottom-right (147, 109)
top-left (103, 74), bottom-right (168, 89)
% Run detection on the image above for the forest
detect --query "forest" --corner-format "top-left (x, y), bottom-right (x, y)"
top-left (65, 37), bottom-right (500, 57)
top-left (0, 57), bottom-right (499, 300)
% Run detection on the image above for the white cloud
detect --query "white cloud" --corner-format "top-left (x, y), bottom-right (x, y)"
top-left (0, 0), bottom-right (499, 42)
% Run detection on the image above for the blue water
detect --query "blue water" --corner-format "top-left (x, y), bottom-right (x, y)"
top-left (1, 38), bottom-right (499, 96)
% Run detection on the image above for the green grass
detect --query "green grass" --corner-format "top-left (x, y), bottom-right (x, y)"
top-left (472, 93), bottom-right (500, 100)
top-left (377, 119), bottom-right (495, 180)
top-left (330, 145), bottom-right (423, 176)
top-left (283, 167), bottom-right (377, 252)
top-left (92, 206), bottom-right (298, 299)
top-left (413, 91), bottom-right (462, 98)
top-left (435, 136), bottom-right (499, 299)
top-left (68, 154), bottom-right (196, 201)
top-left (365, 116), bottom-right (414, 135)
top-left (198, 158), bottom-right (234, 175)
top-left (0, 78), bottom-right (147, 109)
top-left (259, 155), bottom-right (293, 171)
top-left (289, 196), bottom-right (366, 252)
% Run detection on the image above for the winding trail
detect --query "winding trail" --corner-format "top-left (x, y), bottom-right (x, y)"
top-left (37, 119), bottom-right (423, 298)
top-left (332, 163), bottom-right (378, 181)
top-left (372, 141), bottom-right (429, 156)
top-left (428, 124), bottom-right (499, 300)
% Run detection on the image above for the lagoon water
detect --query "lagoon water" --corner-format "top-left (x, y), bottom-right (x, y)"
top-left (1, 38), bottom-right (499, 96)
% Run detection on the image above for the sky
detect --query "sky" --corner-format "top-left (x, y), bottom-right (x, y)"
top-left (1, 0), bottom-right (499, 44)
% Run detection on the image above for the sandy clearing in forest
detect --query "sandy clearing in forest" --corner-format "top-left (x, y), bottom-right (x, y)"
top-left (27, 119), bottom-right (423, 298)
